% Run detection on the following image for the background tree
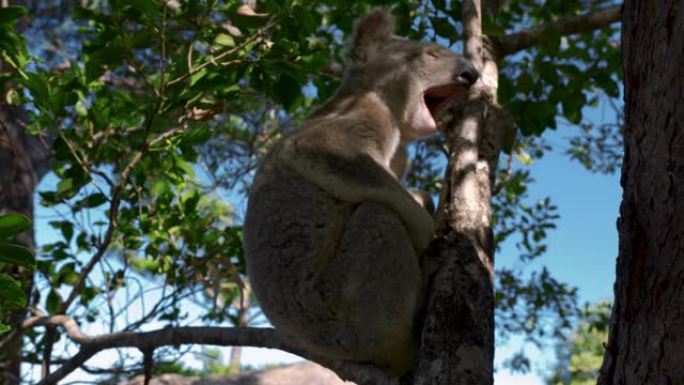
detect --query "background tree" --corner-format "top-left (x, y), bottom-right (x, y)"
top-left (597, 1), bottom-right (684, 384)
top-left (547, 301), bottom-right (611, 385)
top-left (0, 1), bottom-right (623, 384)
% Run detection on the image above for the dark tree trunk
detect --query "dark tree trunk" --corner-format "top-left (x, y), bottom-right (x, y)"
top-left (0, 104), bottom-right (51, 384)
top-left (598, 1), bottom-right (684, 384)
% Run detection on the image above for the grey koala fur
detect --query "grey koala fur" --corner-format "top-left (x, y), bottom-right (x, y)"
top-left (244, 8), bottom-right (478, 375)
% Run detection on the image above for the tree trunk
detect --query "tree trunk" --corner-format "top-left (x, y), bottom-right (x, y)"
top-left (0, 104), bottom-right (50, 384)
top-left (598, 1), bottom-right (684, 384)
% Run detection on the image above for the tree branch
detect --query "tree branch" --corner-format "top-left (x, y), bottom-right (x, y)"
top-left (23, 316), bottom-right (397, 385)
top-left (410, 1), bottom-right (497, 384)
top-left (494, 5), bottom-right (622, 57)
top-left (58, 122), bottom-right (183, 314)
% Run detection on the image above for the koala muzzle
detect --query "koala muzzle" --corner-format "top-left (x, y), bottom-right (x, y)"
top-left (455, 60), bottom-right (479, 86)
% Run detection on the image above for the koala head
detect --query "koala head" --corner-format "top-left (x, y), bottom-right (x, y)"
top-left (343, 9), bottom-right (478, 142)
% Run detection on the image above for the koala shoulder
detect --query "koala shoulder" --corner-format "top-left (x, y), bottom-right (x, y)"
top-left (265, 122), bottom-right (434, 252)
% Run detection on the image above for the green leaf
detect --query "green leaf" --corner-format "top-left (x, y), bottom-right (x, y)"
top-left (0, 274), bottom-right (26, 310)
top-left (214, 33), bottom-right (236, 48)
top-left (57, 177), bottom-right (73, 192)
top-left (595, 73), bottom-right (619, 98)
top-left (58, 262), bottom-right (79, 285)
top-left (431, 17), bottom-right (455, 39)
top-left (74, 193), bottom-right (108, 210)
top-left (127, 0), bottom-right (162, 21)
top-left (190, 68), bottom-right (207, 86)
top-left (0, 323), bottom-right (10, 334)
top-left (0, 213), bottom-right (31, 238)
top-left (46, 289), bottom-right (63, 314)
top-left (517, 150), bottom-right (533, 165)
top-left (75, 100), bottom-right (88, 117)
top-left (0, 28), bottom-right (28, 68)
top-left (183, 128), bottom-right (211, 145)
top-left (151, 179), bottom-right (170, 196)
top-left (274, 74), bottom-right (300, 110)
top-left (39, 191), bottom-right (61, 207)
top-left (132, 31), bottom-right (157, 48)
top-left (49, 221), bottom-right (74, 243)
top-left (21, 73), bottom-right (49, 105)
top-left (562, 96), bottom-right (583, 124)
top-left (0, 6), bottom-right (27, 27)
top-left (0, 242), bottom-right (35, 269)
top-left (517, 72), bottom-right (533, 94)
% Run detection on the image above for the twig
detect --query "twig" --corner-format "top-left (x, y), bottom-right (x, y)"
top-left (167, 19), bottom-right (277, 87)
top-left (58, 115), bottom-right (182, 314)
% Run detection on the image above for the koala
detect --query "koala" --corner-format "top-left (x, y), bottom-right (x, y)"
top-left (244, 8), bottom-right (478, 375)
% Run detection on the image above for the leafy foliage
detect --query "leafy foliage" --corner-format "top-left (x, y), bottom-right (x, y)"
top-left (0, 214), bottom-right (34, 334)
top-left (547, 301), bottom-right (611, 385)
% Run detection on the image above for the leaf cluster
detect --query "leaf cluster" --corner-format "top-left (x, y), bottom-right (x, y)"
top-left (0, 214), bottom-right (35, 334)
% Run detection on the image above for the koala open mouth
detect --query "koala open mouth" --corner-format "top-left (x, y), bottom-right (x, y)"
top-left (423, 83), bottom-right (468, 122)
top-left (411, 83), bottom-right (470, 137)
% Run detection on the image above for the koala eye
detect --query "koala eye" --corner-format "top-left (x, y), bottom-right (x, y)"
top-left (424, 47), bottom-right (441, 59)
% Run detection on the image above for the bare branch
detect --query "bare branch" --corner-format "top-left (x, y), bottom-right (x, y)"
top-left (494, 5), bottom-right (622, 57)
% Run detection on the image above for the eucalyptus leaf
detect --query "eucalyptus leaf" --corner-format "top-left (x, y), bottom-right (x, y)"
top-left (0, 242), bottom-right (35, 269)
top-left (0, 213), bottom-right (31, 238)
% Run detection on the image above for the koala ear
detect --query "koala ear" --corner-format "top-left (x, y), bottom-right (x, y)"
top-left (350, 8), bottom-right (395, 63)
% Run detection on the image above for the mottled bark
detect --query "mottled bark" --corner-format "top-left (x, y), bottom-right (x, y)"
top-left (410, 1), bottom-right (510, 384)
top-left (0, 104), bottom-right (51, 385)
top-left (598, 1), bottom-right (684, 384)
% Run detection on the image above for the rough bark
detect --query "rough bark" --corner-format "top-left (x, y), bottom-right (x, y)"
top-left (598, 1), bottom-right (684, 384)
top-left (0, 104), bottom-right (51, 385)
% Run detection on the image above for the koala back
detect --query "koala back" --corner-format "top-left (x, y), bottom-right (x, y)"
top-left (244, 163), bottom-right (423, 374)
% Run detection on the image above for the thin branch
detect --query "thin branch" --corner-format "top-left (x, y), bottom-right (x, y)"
top-left (58, 119), bottom-right (182, 314)
top-left (166, 19), bottom-right (277, 87)
top-left (494, 5), bottom-right (622, 57)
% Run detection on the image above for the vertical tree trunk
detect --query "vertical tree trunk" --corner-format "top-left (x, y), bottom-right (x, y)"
top-left (0, 105), bottom-right (50, 384)
top-left (598, 1), bottom-right (684, 384)
top-left (0, 1), bottom-right (49, 381)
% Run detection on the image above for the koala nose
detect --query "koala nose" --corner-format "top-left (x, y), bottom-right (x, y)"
top-left (459, 68), bottom-right (479, 85)
top-left (455, 59), bottom-right (479, 85)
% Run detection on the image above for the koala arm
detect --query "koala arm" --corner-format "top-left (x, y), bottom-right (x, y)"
top-left (408, 190), bottom-right (435, 215)
top-left (390, 145), bottom-right (435, 215)
top-left (277, 144), bottom-right (435, 253)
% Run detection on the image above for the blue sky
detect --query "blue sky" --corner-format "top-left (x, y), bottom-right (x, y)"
top-left (515, 126), bottom-right (620, 306)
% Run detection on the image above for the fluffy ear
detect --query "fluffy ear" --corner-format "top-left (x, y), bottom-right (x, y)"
top-left (350, 8), bottom-right (395, 63)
